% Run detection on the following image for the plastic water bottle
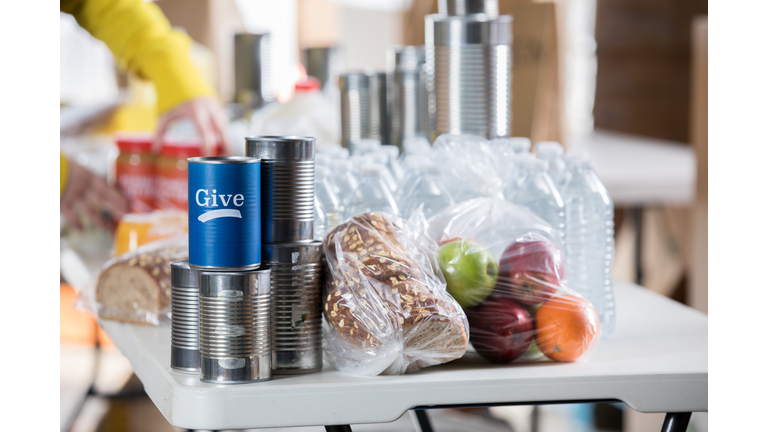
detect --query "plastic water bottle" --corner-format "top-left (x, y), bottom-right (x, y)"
top-left (560, 157), bottom-right (616, 338)
top-left (328, 159), bottom-right (359, 206)
top-left (367, 152), bottom-right (398, 193)
top-left (505, 158), bottom-right (565, 243)
top-left (399, 162), bottom-right (455, 219)
top-left (489, 136), bottom-right (531, 154)
top-left (379, 145), bottom-right (404, 181)
top-left (344, 164), bottom-right (400, 218)
top-left (314, 195), bottom-right (328, 241)
top-left (315, 165), bottom-right (344, 229)
top-left (536, 141), bottom-right (566, 185)
top-left (354, 138), bottom-right (381, 155)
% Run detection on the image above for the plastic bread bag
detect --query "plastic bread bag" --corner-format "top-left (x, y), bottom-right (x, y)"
top-left (431, 134), bottom-right (508, 203)
top-left (322, 212), bottom-right (469, 376)
top-left (428, 198), bottom-right (601, 364)
top-left (78, 234), bottom-right (189, 326)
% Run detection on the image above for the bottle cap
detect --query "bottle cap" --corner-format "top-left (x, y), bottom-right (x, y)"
top-left (295, 76), bottom-right (321, 92)
top-left (115, 132), bottom-right (154, 153)
top-left (536, 141), bottom-right (564, 157)
top-left (360, 163), bottom-right (387, 176)
top-left (508, 137), bottom-right (532, 153)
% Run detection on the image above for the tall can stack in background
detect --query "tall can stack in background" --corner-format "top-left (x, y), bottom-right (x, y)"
top-left (234, 33), bottom-right (274, 113)
top-left (388, 46), bottom-right (431, 152)
top-left (427, 0), bottom-right (512, 140)
top-left (246, 136), bottom-right (325, 374)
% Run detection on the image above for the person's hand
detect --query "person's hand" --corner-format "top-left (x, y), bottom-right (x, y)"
top-left (155, 97), bottom-right (232, 156)
top-left (61, 162), bottom-right (130, 232)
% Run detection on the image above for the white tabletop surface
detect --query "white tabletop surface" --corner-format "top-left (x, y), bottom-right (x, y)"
top-left (569, 129), bottom-right (697, 206)
top-left (101, 280), bottom-right (707, 430)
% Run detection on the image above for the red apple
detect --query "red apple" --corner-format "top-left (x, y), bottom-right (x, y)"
top-left (496, 234), bottom-right (565, 305)
top-left (466, 295), bottom-right (534, 363)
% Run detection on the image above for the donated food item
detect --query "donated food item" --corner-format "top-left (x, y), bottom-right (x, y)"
top-left (187, 156), bottom-right (261, 270)
top-left (113, 210), bottom-right (187, 256)
top-left (429, 198), bottom-right (601, 364)
top-left (323, 212), bottom-right (468, 375)
top-left (96, 235), bottom-right (188, 325)
top-left (114, 132), bottom-right (156, 213)
top-left (155, 138), bottom-right (221, 211)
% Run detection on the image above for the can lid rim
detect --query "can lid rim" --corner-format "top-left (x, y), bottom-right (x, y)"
top-left (188, 156), bottom-right (260, 164)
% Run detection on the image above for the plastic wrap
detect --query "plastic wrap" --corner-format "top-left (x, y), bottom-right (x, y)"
top-left (322, 212), bottom-right (469, 375)
top-left (80, 235), bottom-right (188, 325)
top-left (431, 134), bottom-right (507, 203)
top-left (428, 198), bottom-right (601, 363)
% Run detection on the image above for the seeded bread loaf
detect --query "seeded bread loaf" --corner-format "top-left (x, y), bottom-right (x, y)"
top-left (323, 212), bottom-right (468, 374)
top-left (96, 239), bottom-right (187, 325)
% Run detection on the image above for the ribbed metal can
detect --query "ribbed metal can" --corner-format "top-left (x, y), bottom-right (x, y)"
top-left (338, 72), bottom-right (370, 153)
top-left (302, 46), bottom-right (341, 92)
top-left (366, 71), bottom-right (390, 146)
top-left (438, 0), bottom-right (499, 17)
top-left (428, 12), bottom-right (512, 139)
top-left (187, 156), bottom-right (261, 271)
top-left (234, 33), bottom-right (274, 110)
top-left (170, 261), bottom-right (201, 373)
top-left (245, 136), bottom-right (316, 243)
top-left (262, 241), bottom-right (324, 374)
top-left (199, 269), bottom-right (272, 384)
top-left (389, 46), bottom-right (430, 150)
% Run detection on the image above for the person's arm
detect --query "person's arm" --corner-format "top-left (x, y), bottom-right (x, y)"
top-left (61, 0), bottom-right (230, 155)
top-left (60, 153), bottom-right (130, 231)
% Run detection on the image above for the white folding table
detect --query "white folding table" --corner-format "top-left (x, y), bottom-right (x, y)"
top-left (101, 280), bottom-right (707, 432)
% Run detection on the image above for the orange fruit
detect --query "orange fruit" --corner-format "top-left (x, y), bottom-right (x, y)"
top-left (534, 294), bottom-right (601, 362)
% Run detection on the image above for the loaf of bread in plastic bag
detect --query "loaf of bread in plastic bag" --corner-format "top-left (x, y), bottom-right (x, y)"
top-left (323, 212), bottom-right (468, 375)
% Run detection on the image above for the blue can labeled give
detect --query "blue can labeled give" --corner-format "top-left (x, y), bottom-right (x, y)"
top-left (188, 156), bottom-right (261, 270)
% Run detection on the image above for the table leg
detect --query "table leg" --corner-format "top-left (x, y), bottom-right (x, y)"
top-left (413, 409), bottom-right (434, 432)
top-left (325, 425), bottom-right (353, 432)
top-left (660, 412), bottom-right (691, 432)
top-left (633, 207), bottom-right (643, 285)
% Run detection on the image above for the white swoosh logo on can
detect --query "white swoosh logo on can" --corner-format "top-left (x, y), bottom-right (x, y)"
top-left (198, 209), bottom-right (242, 222)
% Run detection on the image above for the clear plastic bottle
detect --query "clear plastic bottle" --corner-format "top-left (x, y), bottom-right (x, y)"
top-left (344, 164), bottom-right (400, 218)
top-left (379, 145), bottom-right (404, 181)
top-left (504, 158), bottom-right (565, 244)
top-left (395, 155), bottom-right (429, 202)
top-left (368, 152), bottom-right (398, 193)
top-left (354, 138), bottom-right (382, 155)
top-left (489, 137), bottom-right (531, 154)
top-left (328, 159), bottom-right (359, 206)
top-left (536, 141), bottom-right (566, 185)
top-left (314, 195), bottom-right (328, 242)
top-left (315, 165), bottom-right (344, 229)
top-left (560, 157), bottom-right (616, 338)
top-left (399, 163), bottom-right (455, 219)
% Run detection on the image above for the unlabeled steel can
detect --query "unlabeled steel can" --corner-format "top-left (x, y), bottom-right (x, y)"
top-left (338, 72), bottom-right (370, 153)
top-left (428, 9), bottom-right (512, 139)
top-left (187, 156), bottom-right (261, 271)
top-left (234, 33), bottom-right (274, 110)
top-left (366, 71), bottom-right (390, 146)
top-left (171, 261), bottom-right (201, 373)
top-left (388, 46), bottom-right (430, 151)
top-left (245, 136), bottom-right (315, 243)
top-left (199, 269), bottom-right (272, 384)
top-left (262, 241), bottom-right (324, 374)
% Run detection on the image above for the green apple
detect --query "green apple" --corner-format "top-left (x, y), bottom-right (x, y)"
top-left (438, 240), bottom-right (499, 308)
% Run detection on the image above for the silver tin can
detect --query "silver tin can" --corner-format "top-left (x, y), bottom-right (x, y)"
top-left (171, 261), bottom-right (201, 373)
top-left (302, 46), bottom-right (341, 92)
top-left (199, 269), bottom-right (272, 384)
top-left (388, 46), bottom-right (430, 151)
top-left (428, 13), bottom-right (512, 139)
top-left (366, 71), bottom-right (390, 146)
top-left (262, 241), bottom-right (324, 374)
top-left (234, 33), bottom-right (274, 110)
top-left (245, 136), bottom-right (316, 243)
top-left (338, 72), bottom-right (371, 153)
top-left (438, 0), bottom-right (499, 17)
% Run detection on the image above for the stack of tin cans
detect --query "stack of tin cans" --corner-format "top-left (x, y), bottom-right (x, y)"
top-left (169, 139), bottom-right (325, 383)
top-left (170, 155), bottom-right (272, 384)
top-left (246, 136), bottom-right (325, 375)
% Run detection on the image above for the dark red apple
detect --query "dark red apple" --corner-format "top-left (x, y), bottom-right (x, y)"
top-left (496, 234), bottom-right (565, 305)
top-left (466, 295), bottom-right (534, 363)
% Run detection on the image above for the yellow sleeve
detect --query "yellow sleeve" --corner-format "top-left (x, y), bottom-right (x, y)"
top-left (61, 0), bottom-right (216, 115)
top-left (60, 153), bottom-right (70, 197)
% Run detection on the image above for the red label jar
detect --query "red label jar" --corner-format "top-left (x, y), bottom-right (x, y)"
top-left (114, 132), bottom-right (156, 213)
top-left (155, 139), bottom-right (221, 211)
